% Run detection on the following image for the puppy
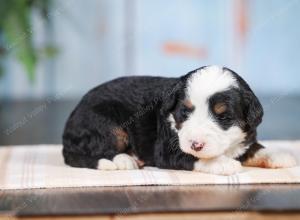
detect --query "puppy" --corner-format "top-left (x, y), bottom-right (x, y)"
top-left (62, 66), bottom-right (296, 175)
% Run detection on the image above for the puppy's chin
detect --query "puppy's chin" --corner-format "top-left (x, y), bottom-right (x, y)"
top-left (196, 152), bottom-right (223, 160)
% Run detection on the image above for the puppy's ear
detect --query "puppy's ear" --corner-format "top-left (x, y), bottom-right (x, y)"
top-left (243, 90), bottom-right (264, 129)
top-left (223, 67), bottom-right (263, 129)
top-left (160, 81), bottom-right (183, 116)
top-left (160, 71), bottom-right (195, 116)
top-left (160, 89), bottom-right (179, 116)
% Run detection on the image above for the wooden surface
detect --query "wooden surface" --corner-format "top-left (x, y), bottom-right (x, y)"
top-left (1, 185), bottom-right (300, 217)
top-left (0, 99), bottom-right (300, 217)
top-left (1, 212), bottom-right (300, 220)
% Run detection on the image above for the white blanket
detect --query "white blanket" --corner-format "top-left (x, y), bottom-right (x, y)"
top-left (0, 141), bottom-right (299, 190)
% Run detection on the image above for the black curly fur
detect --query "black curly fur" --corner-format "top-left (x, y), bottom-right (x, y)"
top-left (62, 67), bottom-right (264, 170)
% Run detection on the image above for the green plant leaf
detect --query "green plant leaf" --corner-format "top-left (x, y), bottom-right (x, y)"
top-left (2, 0), bottom-right (37, 82)
top-left (0, 0), bottom-right (54, 81)
top-left (0, 65), bottom-right (3, 78)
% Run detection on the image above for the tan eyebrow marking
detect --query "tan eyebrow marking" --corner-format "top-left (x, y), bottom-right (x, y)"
top-left (183, 100), bottom-right (194, 109)
top-left (175, 122), bottom-right (182, 130)
top-left (213, 102), bottom-right (227, 114)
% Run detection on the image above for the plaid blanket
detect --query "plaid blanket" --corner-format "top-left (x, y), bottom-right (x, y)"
top-left (0, 141), bottom-right (299, 190)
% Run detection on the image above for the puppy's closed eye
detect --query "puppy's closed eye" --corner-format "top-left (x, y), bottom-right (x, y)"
top-left (213, 102), bottom-right (227, 115)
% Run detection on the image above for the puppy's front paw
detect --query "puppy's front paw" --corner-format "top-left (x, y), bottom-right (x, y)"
top-left (97, 159), bottom-right (118, 170)
top-left (244, 149), bottom-right (297, 169)
top-left (97, 154), bottom-right (139, 170)
top-left (113, 153), bottom-right (139, 170)
top-left (194, 156), bottom-right (242, 175)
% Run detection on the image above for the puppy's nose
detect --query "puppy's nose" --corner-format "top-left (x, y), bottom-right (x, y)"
top-left (191, 141), bottom-right (205, 152)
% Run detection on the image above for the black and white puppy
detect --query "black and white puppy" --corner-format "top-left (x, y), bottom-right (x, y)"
top-left (63, 66), bottom-right (296, 175)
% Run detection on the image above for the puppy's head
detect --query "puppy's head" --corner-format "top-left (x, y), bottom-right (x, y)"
top-left (167, 66), bottom-right (263, 159)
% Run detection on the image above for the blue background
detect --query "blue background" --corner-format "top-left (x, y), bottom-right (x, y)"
top-left (1, 0), bottom-right (300, 99)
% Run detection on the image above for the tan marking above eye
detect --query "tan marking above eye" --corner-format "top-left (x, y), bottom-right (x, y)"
top-left (183, 100), bottom-right (194, 109)
top-left (213, 102), bottom-right (227, 114)
top-left (175, 122), bottom-right (182, 130)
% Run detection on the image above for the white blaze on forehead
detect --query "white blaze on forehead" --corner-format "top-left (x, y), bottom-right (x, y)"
top-left (186, 66), bottom-right (238, 102)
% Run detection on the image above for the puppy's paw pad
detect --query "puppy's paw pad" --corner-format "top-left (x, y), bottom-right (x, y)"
top-left (97, 159), bottom-right (118, 170)
top-left (113, 154), bottom-right (139, 170)
top-left (265, 152), bottom-right (297, 168)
